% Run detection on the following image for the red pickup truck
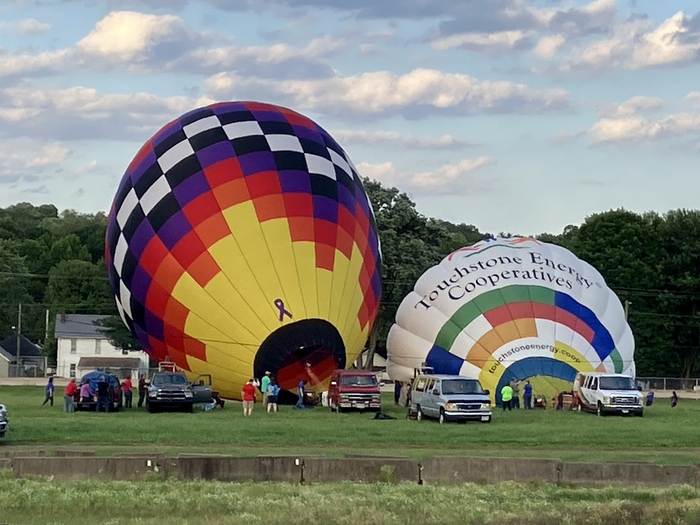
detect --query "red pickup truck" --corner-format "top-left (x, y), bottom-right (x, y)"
top-left (327, 369), bottom-right (381, 412)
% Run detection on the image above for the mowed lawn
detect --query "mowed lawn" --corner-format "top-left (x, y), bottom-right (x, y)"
top-left (1, 386), bottom-right (699, 464)
top-left (2, 476), bottom-right (700, 525)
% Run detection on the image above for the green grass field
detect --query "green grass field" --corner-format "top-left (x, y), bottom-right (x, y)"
top-left (2, 386), bottom-right (699, 464)
top-left (1, 474), bottom-right (700, 525)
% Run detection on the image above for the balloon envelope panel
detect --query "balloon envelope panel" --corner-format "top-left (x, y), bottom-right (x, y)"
top-left (105, 101), bottom-right (381, 399)
top-left (387, 238), bottom-right (634, 404)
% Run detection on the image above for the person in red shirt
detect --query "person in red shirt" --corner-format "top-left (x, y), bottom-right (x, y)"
top-left (63, 379), bottom-right (78, 413)
top-left (123, 376), bottom-right (133, 409)
top-left (241, 379), bottom-right (256, 416)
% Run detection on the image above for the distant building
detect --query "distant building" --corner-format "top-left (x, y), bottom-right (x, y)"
top-left (54, 314), bottom-right (149, 379)
top-left (0, 334), bottom-right (46, 377)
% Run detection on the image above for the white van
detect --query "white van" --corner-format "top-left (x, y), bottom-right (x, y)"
top-left (574, 372), bottom-right (643, 417)
top-left (410, 374), bottom-right (492, 424)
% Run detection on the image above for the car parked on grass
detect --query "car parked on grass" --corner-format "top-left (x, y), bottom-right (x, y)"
top-left (0, 404), bottom-right (8, 438)
top-left (75, 372), bottom-right (123, 412)
top-left (574, 372), bottom-right (643, 417)
top-left (327, 369), bottom-right (381, 412)
top-left (410, 374), bottom-right (492, 424)
top-left (146, 363), bottom-right (212, 413)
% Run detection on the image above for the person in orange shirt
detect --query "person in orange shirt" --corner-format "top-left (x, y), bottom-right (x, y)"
top-left (63, 379), bottom-right (78, 413)
top-left (123, 376), bottom-right (133, 408)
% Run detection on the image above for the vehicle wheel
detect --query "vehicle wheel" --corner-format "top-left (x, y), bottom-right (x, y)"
top-left (439, 408), bottom-right (445, 425)
top-left (183, 403), bottom-right (194, 413)
top-left (596, 403), bottom-right (604, 417)
top-left (416, 405), bottom-right (424, 421)
top-left (637, 410), bottom-right (644, 418)
top-left (147, 401), bottom-right (157, 414)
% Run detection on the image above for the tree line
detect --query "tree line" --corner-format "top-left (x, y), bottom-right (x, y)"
top-left (0, 183), bottom-right (698, 377)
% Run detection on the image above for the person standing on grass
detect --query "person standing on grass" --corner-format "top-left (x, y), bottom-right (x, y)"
top-left (267, 378), bottom-right (280, 413)
top-left (260, 371), bottom-right (271, 407)
top-left (80, 380), bottom-right (93, 409)
top-left (63, 378), bottom-right (78, 413)
top-left (295, 379), bottom-right (308, 409)
top-left (509, 378), bottom-right (520, 409)
top-left (671, 391), bottom-right (678, 408)
top-left (137, 373), bottom-right (147, 408)
top-left (123, 376), bottom-right (133, 409)
top-left (394, 381), bottom-right (402, 406)
top-left (646, 390), bottom-right (654, 406)
top-left (523, 380), bottom-right (533, 410)
top-left (241, 378), bottom-right (256, 416)
top-left (96, 376), bottom-right (110, 413)
top-left (42, 377), bottom-right (54, 406)
top-left (500, 384), bottom-right (513, 411)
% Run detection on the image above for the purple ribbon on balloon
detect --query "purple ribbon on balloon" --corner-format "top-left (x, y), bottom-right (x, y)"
top-left (274, 298), bottom-right (292, 322)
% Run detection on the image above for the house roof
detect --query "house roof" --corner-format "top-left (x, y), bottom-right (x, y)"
top-left (78, 357), bottom-right (142, 369)
top-left (0, 334), bottom-right (44, 358)
top-left (0, 347), bottom-right (12, 362)
top-left (55, 314), bottom-right (109, 339)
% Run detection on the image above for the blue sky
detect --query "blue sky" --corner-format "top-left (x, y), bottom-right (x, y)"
top-left (0, 0), bottom-right (698, 236)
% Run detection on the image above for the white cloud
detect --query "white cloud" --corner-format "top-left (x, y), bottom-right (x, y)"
top-left (76, 11), bottom-right (201, 65)
top-left (591, 94), bottom-right (700, 143)
top-left (686, 92), bottom-right (700, 108)
top-left (204, 68), bottom-right (569, 119)
top-left (560, 11), bottom-right (700, 72)
top-left (0, 139), bottom-right (71, 182)
top-left (333, 130), bottom-right (476, 149)
top-left (357, 157), bottom-right (494, 195)
top-left (0, 49), bottom-right (73, 79)
top-left (432, 31), bottom-right (530, 53)
top-left (630, 12), bottom-right (700, 69)
top-left (533, 34), bottom-right (566, 60)
top-left (0, 86), bottom-right (214, 141)
top-left (595, 96), bottom-right (663, 118)
top-left (27, 143), bottom-right (70, 167)
top-left (304, 35), bottom-right (345, 56)
top-left (0, 18), bottom-right (51, 36)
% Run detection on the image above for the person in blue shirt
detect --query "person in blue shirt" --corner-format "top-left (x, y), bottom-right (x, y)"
top-left (646, 390), bottom-right (654, 406)
top-left (523, 380), bottom-right (533, 410)
top-left (294, 379), bottom-right (307, 409)
top-left (267, 378), bottom-right (280, 413)
top-left (42, 377), bottom-right (54, 406)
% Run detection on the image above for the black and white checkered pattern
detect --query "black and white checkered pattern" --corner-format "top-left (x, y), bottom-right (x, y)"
top-left (107, 103), bottom-right (377, 333)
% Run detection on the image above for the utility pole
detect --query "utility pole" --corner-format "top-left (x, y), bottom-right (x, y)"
top-left (624, 300), bottom-right (631, 322)
top-left (15, 302), bottom-right (22, 376)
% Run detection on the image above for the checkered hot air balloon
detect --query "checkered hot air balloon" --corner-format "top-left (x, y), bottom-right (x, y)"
top-left (386, 238), bottom-right (635, 405)
top-left (105, 101), bottom-right (381, 401)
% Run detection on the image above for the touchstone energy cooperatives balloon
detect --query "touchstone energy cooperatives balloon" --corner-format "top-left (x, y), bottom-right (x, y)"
top-left (386, 238), bottom-right (634, 405)
top-left (105, 101), bottom-right (381, 400)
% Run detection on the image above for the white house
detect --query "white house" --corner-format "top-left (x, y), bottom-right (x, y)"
top-left (54, 314), bottom-right (149, 380)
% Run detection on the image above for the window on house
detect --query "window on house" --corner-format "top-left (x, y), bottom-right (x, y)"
top-left (95, 339), bottom-right (101, 355)
top-left (70, 339), bottom-right (77, 354)
top-left (70, 364), bottom-right (76, 378)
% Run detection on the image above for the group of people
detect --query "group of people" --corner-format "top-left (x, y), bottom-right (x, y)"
top-left (43, 374), bottom-right (149, 413)
top-left (241, 371), bottom-right (281, 416)
top-left (500, 379), bottom-right (534, 410)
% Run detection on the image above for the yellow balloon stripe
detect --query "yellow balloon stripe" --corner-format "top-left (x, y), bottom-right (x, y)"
top-left (260, 218), bottom-right (307, 321)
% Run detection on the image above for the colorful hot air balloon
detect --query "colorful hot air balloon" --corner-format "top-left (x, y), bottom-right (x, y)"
top-left (105, 101), bottom-right (381, 400)
top-left (386, 238), bottom-right (634, 405)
